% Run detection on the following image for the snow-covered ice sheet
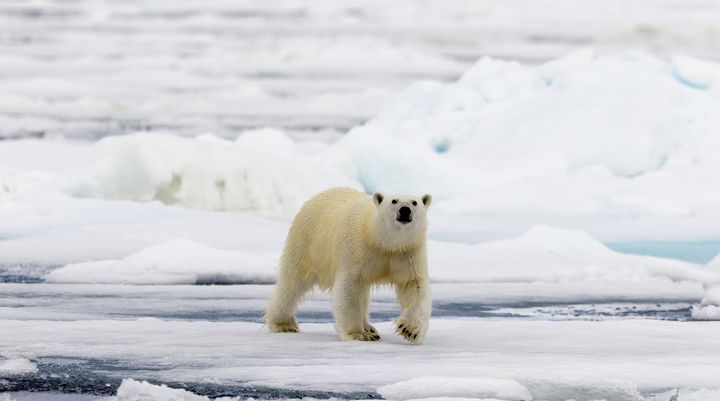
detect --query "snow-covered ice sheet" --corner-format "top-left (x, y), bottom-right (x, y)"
top-left (44, 239), bottom-right (276, 285)
top-left (113, 379), bottom-right (229, 401)
top-left (342, 51), bottom-right (720, 241)
top-left (691, 285), bottom-right (720, 321)
top-left (0, 357), bottom-right (38, 376)
top-left (1, 318), bottom-right (719, 398)
top-left (0, 282), bottom-right (699, 324)
top-left (427, 225), bottom-right (720, 286)
top-left (4, 1), bottom-right (720, 399)
top-left (690, 256), bottom-right (720, 320)
top-left (6, 380), bottom-right (720, 401)
top-left (29, 224), bottom-right (719, 307)
top-left (1, 393), bottom-right (103, 401)
top-left (7, 131), bottom-right (719, 293)
top-left (3, 0), bottom-right (719, 140)
top-left (5, 52), bottom-right (720, 241)
top-left (63, 131), bottom-right (359, 214)
top-left (378, 377), bottom-right (533, 401)
top-left (0, 182), bottom-right (289, 265)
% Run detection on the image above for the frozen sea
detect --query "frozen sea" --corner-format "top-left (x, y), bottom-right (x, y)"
top-left (3, 1), bottom-right (720, 400)
top-left (0, 281), bottom-right (716, 401)
top-left (2, 0), bottom-right (720, 141)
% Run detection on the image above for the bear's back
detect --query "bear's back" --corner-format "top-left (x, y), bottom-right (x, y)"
top-left (282, 187), bottom-right (371, 288)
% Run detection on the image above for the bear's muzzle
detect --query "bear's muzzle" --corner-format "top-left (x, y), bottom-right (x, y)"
top-left (397, 206), bottom-right (412, 223)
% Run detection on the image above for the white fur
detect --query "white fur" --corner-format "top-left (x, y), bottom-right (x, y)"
top-left (265, 187), bottom-right (432, 343)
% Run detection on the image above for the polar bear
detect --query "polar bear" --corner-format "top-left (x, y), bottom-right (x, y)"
top-left (265, 187), bottom-right (432, 344)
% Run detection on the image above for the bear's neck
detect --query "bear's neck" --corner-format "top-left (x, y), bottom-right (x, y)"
top-left (365, 217), bottom-right (426, 254)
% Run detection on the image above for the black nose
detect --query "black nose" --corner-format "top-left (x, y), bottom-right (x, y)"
top-left (399, 206), bottom-right (411, 217)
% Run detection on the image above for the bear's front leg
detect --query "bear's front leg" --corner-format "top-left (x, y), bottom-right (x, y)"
top-left (332, 272), bottom-right (380, 341)
top-left (394, 277), bottom-right (431, 344)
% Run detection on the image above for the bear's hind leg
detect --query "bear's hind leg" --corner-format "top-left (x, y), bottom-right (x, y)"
top-left (265, 268), bottom-right (313, 333)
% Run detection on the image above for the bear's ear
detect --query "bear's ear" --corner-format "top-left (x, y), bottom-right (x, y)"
top-left (422, 194), bottom-right (432, 207)
top-left (372, 193), bottom-right (384, 205)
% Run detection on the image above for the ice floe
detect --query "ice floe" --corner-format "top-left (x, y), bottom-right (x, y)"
top-left (4, 52), bottom-right (720, 242)
top-left (377, 376), bottom-right (533, 401)
top-left (691, 285), bottom-right (720, 321)
top-left (1, 318), bottom-right (719, 396)
top-left (430, 225), bottom-right (720, 285)
top-left (341, 51), bottom-right (720, 239)
top-left (0, 357), bottom-right (38, 376)
top-left (114, 379), bottom-right (228, 401)
top-left (42, 225), bottom-right (720, 300)
top-left (45, 239), bottom-right (276, 285)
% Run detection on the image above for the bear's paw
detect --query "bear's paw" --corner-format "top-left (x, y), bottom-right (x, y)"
top-left (364, 322), bottom-right (379, 335)
top-left (344, 331), bottom-right (381, 341)
top-left (395, 317), bottom-right (426, 344)
top-left (268, 320), bottom-right (300, 333)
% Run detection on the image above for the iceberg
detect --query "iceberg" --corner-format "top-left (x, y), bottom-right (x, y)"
top-left (340, 51), bottom-right (720, 239)
top-left (64, 130), bottom-right (359, 215)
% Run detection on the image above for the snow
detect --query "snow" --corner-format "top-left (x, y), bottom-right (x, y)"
top-left (3, 0), bottom-right (720, 141)
top-left (3, 51), bottom-right (720, 240)
top-left (3, 1), bottom-right (720, 399)
top-left (35, 225), bottom-right (719, 304)
top-left (6, 379), bottom-right (716, 401)
top-left (675, 388), bottom-right (720, 401)
top-left (672, 56), bottom-right (720, 90)
top-left (427, 225), bottom-right (718, 303)
top-left (45, 239), bottom-right (276, 285)
top-left (431, 225), bottom-right (720, 284)
top-left (114, 379), bottom-right (223, 401)
top-left (690, 256), bottom-right (720, 320)
top-left (0, 190), bottom-right (289, 265)
top-left (691, 285), bottom-right (720, 321)
top-left (5, 130), bottom-right (718, 296)
top-left (341, 51), bottom-right (720, 240)
top-left (377, 377), bottom-right (533, 401)
top-left (1, 318), bottom-right (719, 396)
top-left (2, 49), bottom-right (720, 398)
top-left (0, 357), bottom-right (38, 376)
top-left (709, 254), bottom-right (720, 269)
top-left (64, 131), bottom-right (359, 215)
top-left (404, 399), bottom-right (505, 401)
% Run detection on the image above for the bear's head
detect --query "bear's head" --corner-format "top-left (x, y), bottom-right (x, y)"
top-left (372, 192), bottom-right (431, 249)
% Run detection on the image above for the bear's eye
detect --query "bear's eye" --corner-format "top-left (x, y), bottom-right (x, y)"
top-left (392, 199), bottom-right (398, 204)
top-left (412, 200), bottom-right (417, 206)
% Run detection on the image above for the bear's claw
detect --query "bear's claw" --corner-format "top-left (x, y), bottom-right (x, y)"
top-left (348, 331), bottom-right (381, 341)
top-left (395, 318), bottom-right (424, 344)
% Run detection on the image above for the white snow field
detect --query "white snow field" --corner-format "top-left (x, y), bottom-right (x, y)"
top-left (1, 0), bottom-right (720, 141)
top-left (692, 285), bottom-right (720, 321)
top-left (2, 50), bottom-right (720, 400)
top-left (2, 51), bottom-right (720, 398)
top-left (40, 225), bottom-right (720, 306)
top-left (342, 50), bottom-right (720, 241)
top-left (0, 357), bottom-right (38, 376)
top-left (4, 52), bottom-right (720, 245)
top-left (1, 318), bottom-right (720, 401)
top-left (44, 239), bottom-right (277, 285)
top-left (4, 0), bottom-right (720, 400)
